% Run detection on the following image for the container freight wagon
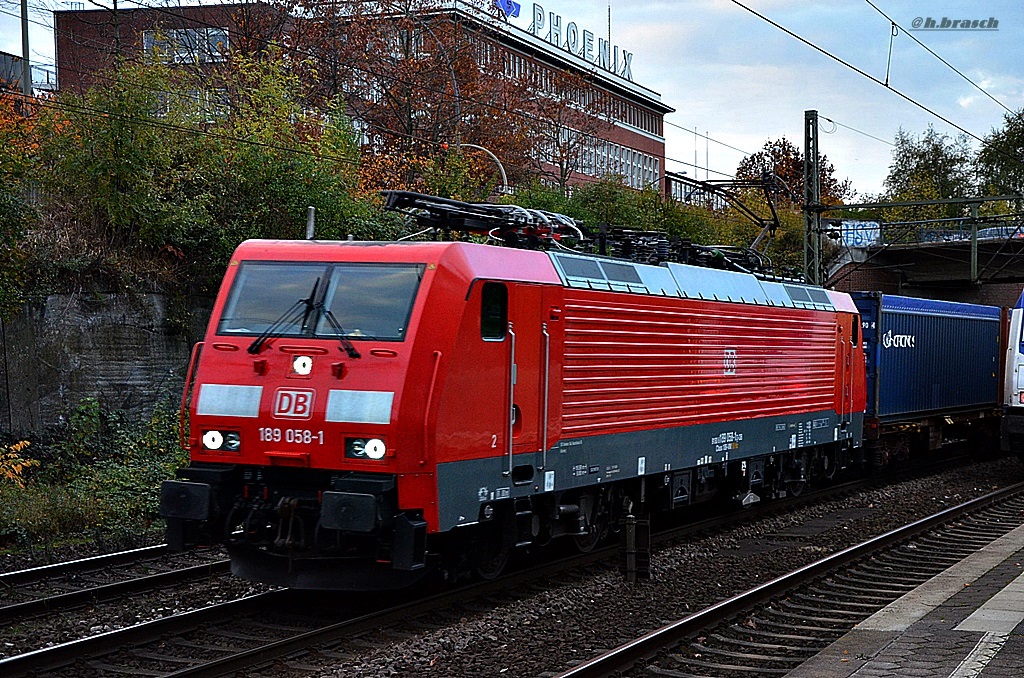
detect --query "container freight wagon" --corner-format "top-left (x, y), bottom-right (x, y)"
top-left (1003, 289), bottom-right (1024, 457)
top-left (851, 292), bottom-right (1002, 461)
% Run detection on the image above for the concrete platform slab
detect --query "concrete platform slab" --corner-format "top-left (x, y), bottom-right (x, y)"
top-left (786, 522), bottom-right (1024, 677)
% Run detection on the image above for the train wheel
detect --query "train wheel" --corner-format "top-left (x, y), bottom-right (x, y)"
top-left (784, 455), bottom-right (807, 496)
top-left (475, 512), bottom-right (515, 580)
top-left (573, 492), bottom-right (607, 553)
top-left (573, 524), bottom-right (603, 553)
top-left (872, 446), bottom-right (889, 471)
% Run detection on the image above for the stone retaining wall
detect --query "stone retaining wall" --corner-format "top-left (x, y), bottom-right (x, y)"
top-left (0, 293), bottom-right (211, 435)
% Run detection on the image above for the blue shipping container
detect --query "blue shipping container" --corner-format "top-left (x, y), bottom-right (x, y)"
top-left (851, 293), bottom-right (1001, 421)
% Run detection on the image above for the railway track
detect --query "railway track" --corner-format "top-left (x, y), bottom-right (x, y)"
top-left (0, 468), bottom-right (900, 677)
top-left (0, 554), bottom-right (606, 677)
top-left (0, 455), bottom-right (980, 676)
top-left (554, 480), bottom-right (1024, 677)
top-left (0, 544), bottom-right (230, 625)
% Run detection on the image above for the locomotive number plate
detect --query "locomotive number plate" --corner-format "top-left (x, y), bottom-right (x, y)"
top-left (259, 427), bottom-right (325, 445)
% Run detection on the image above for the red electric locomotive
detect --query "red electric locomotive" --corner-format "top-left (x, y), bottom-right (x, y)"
top-left (161, 192), bottom-right (867, 589)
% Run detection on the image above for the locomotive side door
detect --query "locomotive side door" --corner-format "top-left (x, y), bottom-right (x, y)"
top-left (503, 283), bottom-right (562, 478)
top-left (846, 313), bottom-right (861, 426)
top-left (839, 315), bottom-right (852, 427)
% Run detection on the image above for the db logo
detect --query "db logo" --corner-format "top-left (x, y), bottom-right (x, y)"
top-left (723, 349), bottom-right (738, 375)
top-left (273, 389), bottom-right (315, 419)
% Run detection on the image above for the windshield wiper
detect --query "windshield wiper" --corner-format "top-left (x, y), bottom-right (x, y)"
top-left (247, 279), bottom-right (320, 355)
top-left (317, 305), bottom-right (362, 359)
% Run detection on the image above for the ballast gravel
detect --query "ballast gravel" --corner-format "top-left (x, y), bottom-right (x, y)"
top-left (0, 537), bottom-right (273, 660)
top-left (3, 457), bottom-right (1022, 674)
top-left (314, 456), bottom-right (1024, 678)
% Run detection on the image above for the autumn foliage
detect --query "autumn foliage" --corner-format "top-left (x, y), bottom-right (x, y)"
top-left (0, 441), bottom-right (37, 489)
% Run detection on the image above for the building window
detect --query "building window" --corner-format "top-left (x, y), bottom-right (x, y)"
top-left (144, 27), bottom-right (229, 64)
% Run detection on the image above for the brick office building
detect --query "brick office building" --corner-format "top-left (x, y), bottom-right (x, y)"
top-left (53, 2), bottom-right (280, 94)
top-left (477, 1), bottom-right (674, 190)
top-left (53, 1), bottom-right (673, 191)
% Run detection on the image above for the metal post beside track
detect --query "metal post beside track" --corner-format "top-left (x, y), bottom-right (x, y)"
top-left (541, 322), bottom-right (550, 470)
top-left (620, 515), bottom-right (651, 583)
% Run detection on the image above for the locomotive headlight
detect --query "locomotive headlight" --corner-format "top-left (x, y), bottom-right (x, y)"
top-left (202, 430), bottom-right (224, 450)
top-left (223, 431), bottom-right (241, 452)
top-left (364, 438), bottom-right (386, 460)
top-left (293, 355), bottom-right (313, 376)
top-left (345, 437), bottom-right (387, 460)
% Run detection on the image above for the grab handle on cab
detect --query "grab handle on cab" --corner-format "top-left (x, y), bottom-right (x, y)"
top-left (179, 341), bottom-right (204, 451)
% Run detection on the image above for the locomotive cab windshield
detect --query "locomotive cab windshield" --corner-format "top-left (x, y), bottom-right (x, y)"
top-left (218, 261), bottom-right (424, 343)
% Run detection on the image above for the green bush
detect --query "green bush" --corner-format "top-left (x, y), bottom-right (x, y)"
top-left (84, 397), bottom-right (187, 522)
top-left (0, 396), bottom-right (187, 549)
top-left (32, 397), bottom-right (108, 483)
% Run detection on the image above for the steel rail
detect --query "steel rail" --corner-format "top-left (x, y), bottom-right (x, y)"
top-left (554, 480), bottom-right (1024, 678)
top-left (1, 559), bottom-right (231, 621)
top-left (0, 544), bottom-right (168, 586)
top-left (0, 590), bottom-right (287, 676)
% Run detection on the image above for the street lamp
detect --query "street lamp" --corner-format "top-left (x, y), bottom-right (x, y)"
top-left (458, 143), bottom-right (512, 195)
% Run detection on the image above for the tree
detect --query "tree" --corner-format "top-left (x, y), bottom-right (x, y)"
top-left (977, 109), bottom-right (1024, 198)
top-left (24, 52), bottom-right (395, 296)
top-left (172, 51), bottom-right (398, 263)
top-left (258, 0), bottom-right (619, 195)
top-left (519, 67), bottom-right (613, 193)
top-left (274, 0), bottom-right (522, 190)
top-left (735, 137), bottom-right (852, 207)
top-left (38, 59), bottom-right (211, 254)
top-left (880, 126), bottom-right (974, 222)
top-left (0, 92), bottom-right (37, 317)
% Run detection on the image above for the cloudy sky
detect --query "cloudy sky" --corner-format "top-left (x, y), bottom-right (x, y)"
top-left (510, 0), bottom-right (1023, 197)
top-left (3, 0), bottom-right (1021, 197)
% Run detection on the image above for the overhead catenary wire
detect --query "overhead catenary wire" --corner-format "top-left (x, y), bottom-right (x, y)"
top-left (729, 0), bottom-right (1024, 172)
top-left (820, 115), bottom-right (895, 147)
top-left (863, 0), bottom-right (1015, 117)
